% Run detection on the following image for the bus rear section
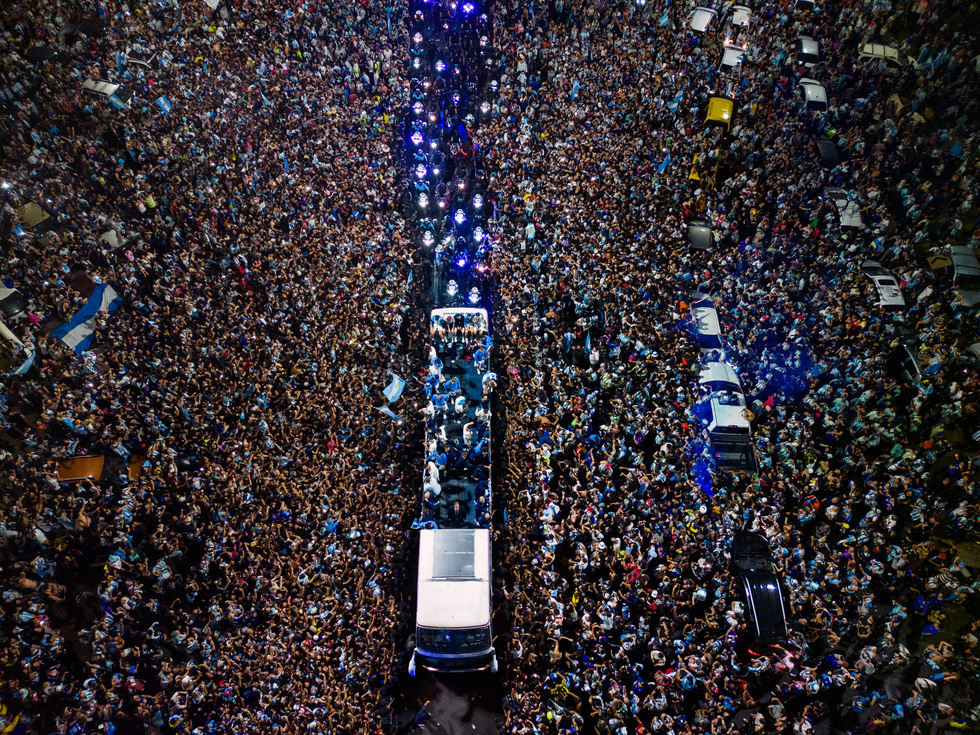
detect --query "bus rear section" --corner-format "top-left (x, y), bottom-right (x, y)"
top-left (410, 528), bottom-right (497, 675)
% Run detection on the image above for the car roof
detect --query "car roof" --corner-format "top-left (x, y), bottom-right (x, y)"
top-left (730, 5), bottom-right (752, 24)
top-left (861, 259), bottom-right (892, 276)
top-left (862, 262), bottom-right (906, 307)
top-left (0, 287), bottom-right (28, 319)
top-left (691, 7), bottom-right (717, 31)
top-left (814, 137), bottom-right (840, 164)
top-left (800, 80), bottom-right (827, 102)
top-left (705, 96), bottom-right (734, 125)
top-left (687, 221), bottom-right (713, 250)
top-left (798, 35), bottom-right (819, 54)
top-left (741, 572), bottom-right (788, 643)
top-left (861, 43), bottom-right (899, 61)
top-left (949, 246), bottom-right (980, 276)
top-left (721, 45), bottom-right (746, 68)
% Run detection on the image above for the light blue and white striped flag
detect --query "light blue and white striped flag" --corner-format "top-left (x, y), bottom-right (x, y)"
top-left (375, 406), bottom-right (405, 422)
top-left (51, 283), bottom-right (124, 354)
top-left (382, 371), bottom-right (406, 403)
top-left (9, 348), bottom-right (35, 376)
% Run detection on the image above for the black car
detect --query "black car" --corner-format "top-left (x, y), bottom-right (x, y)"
top-left (813, 136), bottom-right (841, 168)
top-left (731, 531), bottom-right (788, 644)
top-left (687, 217), bottom-right (713, 251)
top-left (0, 287), bottom-right (29, 320)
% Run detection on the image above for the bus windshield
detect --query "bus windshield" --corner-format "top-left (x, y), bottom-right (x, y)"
top-left (417, 626), bottom-right (491, 654)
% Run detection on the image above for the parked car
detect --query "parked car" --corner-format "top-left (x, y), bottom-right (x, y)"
top-left (797, 35), bottom-right (820, 67)
top-left (813, 136), bottom-right (841, 168)
top-left (885, 343), bottom-right (922, 385)
top-left (720, 42), bottom-right (747, 71)
top-left (726, 4), bottom-right (752, 26)
top-left (948, 246), bottom-right (980, 289)
top-left (823, 186), bottom-right (863, 229)
top-left (798, 78), bottom-right (828, 112)
top-left (731, 531), bottom-right (788, 644)
top-left (689, 6), bottom-right (718, 32)
top-left (704, 95), bottom-right (735, 132)
top-left (861, 260), bottom-right (906, 311)
top-left (858, 43), bottom-right (916, 72)
top-left (687, 217), bottom-right (714, 251)
top-left (0, 286), bottom-right (29, 322)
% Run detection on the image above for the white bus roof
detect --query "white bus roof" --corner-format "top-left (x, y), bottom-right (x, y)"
top-left (699, 362), bottom-right (743, 391)
top-left (692, 301), bottom-right (722, 337)
top-left (417, 528), bottom-right (491, 629)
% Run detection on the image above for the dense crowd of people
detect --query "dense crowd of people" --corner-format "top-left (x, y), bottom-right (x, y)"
top-left (1, 1), bottom-right (424, 733)
top-left (0, 0), bottom-right (979, 734)
top-left (485, 0), bottom-right (980, 733)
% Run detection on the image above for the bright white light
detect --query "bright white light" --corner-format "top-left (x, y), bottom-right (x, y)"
top-left (463, 3), bottom-right (475, 13)
top-left (418, 193), bottom-right (429, 207)
top-left (468, 289), bottom-right (480, 304)
top-left (423, 231), bottom-right (434, 245)
top-left (454, 209), bottom-right (466, 224)
top-left (457, 180), bottom-right (466, 189)
top-left (436, 60), bottom-right (446, 72)
top-left (447, 280), bottom-right (458, 296)
top-left (412, 102), bottom-right (424, 115)
top-left (433, 168), bottom-right (441, 176)
top-left (480, 102), bottom-right (490, 114)
top-left (429, 141), bottom-right (437, 149)
top-left (452, 93), bottom-right (461, 105)
top-left (411, 131), bottom-right (424, 146)
top-left (473, 227), bottom-right (484, 241)
top-left (416, 164), bottom-right (427, 178)
top-left (413, 33), bottom-right (423, 44)
top-left (473, 194), bottom-right (483, 208)
top-left (412, 58), bottom-right (420, 69)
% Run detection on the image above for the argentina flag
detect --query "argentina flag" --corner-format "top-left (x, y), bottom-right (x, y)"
top-left (382, 371), bottom-right (406, 403)
top-left (51, 283), bottom-right (124, 354)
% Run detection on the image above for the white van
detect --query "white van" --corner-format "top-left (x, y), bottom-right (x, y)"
top-left (703, 391), bottom-right (756, 472)
top-left (798, 78), bottom-right (828, 112)
top-left (858, 44), bottom-right (916, 72)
